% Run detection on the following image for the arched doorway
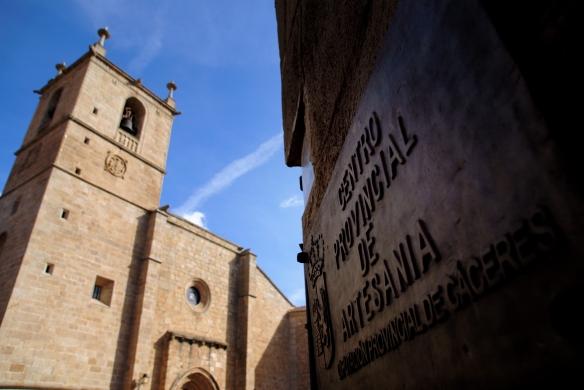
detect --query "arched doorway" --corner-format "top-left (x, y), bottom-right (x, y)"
top-left (172, 368), bottom-right (219, 390)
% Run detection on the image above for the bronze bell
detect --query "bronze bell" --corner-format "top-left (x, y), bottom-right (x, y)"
top-left (120, 106), bottom-right (136, 135)
top-left (120, 117), bottom-right (135, 134)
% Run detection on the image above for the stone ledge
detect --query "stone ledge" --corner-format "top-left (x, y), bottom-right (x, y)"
top-left (167, 331), bottom-right (228, 350)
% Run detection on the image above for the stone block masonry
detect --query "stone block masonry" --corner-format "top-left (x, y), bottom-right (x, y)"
top-left (0, 29), bottom-right (308, 390)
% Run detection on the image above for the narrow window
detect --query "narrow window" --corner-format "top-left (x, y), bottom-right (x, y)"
top-left (74, 167), bottom-right (82, 175)
top-left (60, 208), bottom-right (70, 220)
top-left (92, 276), bottom-right (114, 306)
top-left (38, 88), bottom-right (63, 131)
top-left (84, 137), bottom-right (90, 145)
top-left (92, 107), bottom-right (98, 115)
top-left (44, 263), bottom-right (54, 275)
top-left (11, 197), bottom-right (21, 215)
top-left (119, 97), bottom-right (145, 137)
top-left (0, 233), bottom-right (6, 260)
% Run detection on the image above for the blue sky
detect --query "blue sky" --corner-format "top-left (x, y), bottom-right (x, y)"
top-left (0, 1), bottom-right (306, 305)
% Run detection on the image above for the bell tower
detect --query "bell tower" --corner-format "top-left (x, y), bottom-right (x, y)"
top-left (0, 29), bottom-right (178, 388)
top-left (2, 27), bottom-right (179, 209)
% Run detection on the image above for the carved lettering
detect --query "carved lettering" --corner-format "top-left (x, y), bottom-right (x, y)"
top-left (339, 219), bottom-right (439, 341)
top-left (338, 112), bottom-right (385, 210)
top-left (334, 111), bottom-right (418, 271)
top-left (384, 220), bottom-right (440, 294)
top-left (385, 134), bottom-right (405, 182)
top-left (358, 223), bottom-right (378, 276)
top-left (337, 207), bottom-right (560, 380)
top-left (415, 219), bottom-right (441, 273)
top-left (398, 115), bottom-right (417, 155)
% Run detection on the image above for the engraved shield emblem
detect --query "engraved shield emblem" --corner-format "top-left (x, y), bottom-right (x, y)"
top-left (308, 234), bottom-right (335, 369)
top-left (105, 152), bottom-right (127, 178)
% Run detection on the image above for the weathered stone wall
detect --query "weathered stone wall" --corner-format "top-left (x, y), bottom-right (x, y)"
top-left (0, 171), bottom-right (49, 328)
top-left (132, 213), bottom-right (307, 390)
top-left (135, 211), bottom-right (241, 390)
top-left (287, 308), bottom-right (309, 390)
top-left (3, 124), bottom-right (66, 194)
top-left (253, 304), bottom-right (310, 390)
top-left (0, 43), bottom-right (309, 390)
top-left (21, 60), bottom-right (87, 147)
top-left (57, 120), bottom-right (164, 210)
top-left (275, 0), bottom-right (398, 232)
top-left (0, 47), bottom-right (174, 389)
top-left (251, 268), bottom-right (294, 390)
top-left (75, 57), bottom-right (175, 170)
top-left (0, 168), bottom-right (148, 388)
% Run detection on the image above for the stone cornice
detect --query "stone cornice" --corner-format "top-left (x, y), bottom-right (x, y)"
top-left (167, 331), bottom-right (228, 350)
top-left (37, 49), bottom-right (180, 116)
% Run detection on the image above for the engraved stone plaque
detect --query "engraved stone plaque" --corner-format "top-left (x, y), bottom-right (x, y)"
top-left (304, 2), bottom-right (583, 389)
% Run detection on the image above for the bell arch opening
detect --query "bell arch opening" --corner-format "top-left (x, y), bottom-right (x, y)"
top-left (38, 87), bottom-right (63, 132)
top-left (119, 97), bottom-right (145, 137)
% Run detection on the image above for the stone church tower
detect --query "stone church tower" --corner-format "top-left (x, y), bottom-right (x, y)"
top-left (0, 29), bottom-right (308, 389)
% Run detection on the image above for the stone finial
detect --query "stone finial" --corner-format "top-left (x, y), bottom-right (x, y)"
top-left (165, 81), bottom-right (177, 107)
top-left (55, 62), bottom-right (67, 75)
top-left (166, 81), bottom-right (177, 99)
top-left (91, 27), bottom-right (110, 56)
top-left (97, 27), bottom-right (110, 47)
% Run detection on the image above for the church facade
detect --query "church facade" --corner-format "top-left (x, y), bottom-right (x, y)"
top-left (0, 30), bottom-right (308, 390)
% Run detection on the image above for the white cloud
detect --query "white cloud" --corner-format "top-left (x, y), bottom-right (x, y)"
top-left (280, 195), bottom-right (303, 209)
top-left (289, 288), bottom-right (306, 306)
top-left (176, 133), bottom-right (283, 215)
top-left (183, 211), bottom-right (206, 228)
